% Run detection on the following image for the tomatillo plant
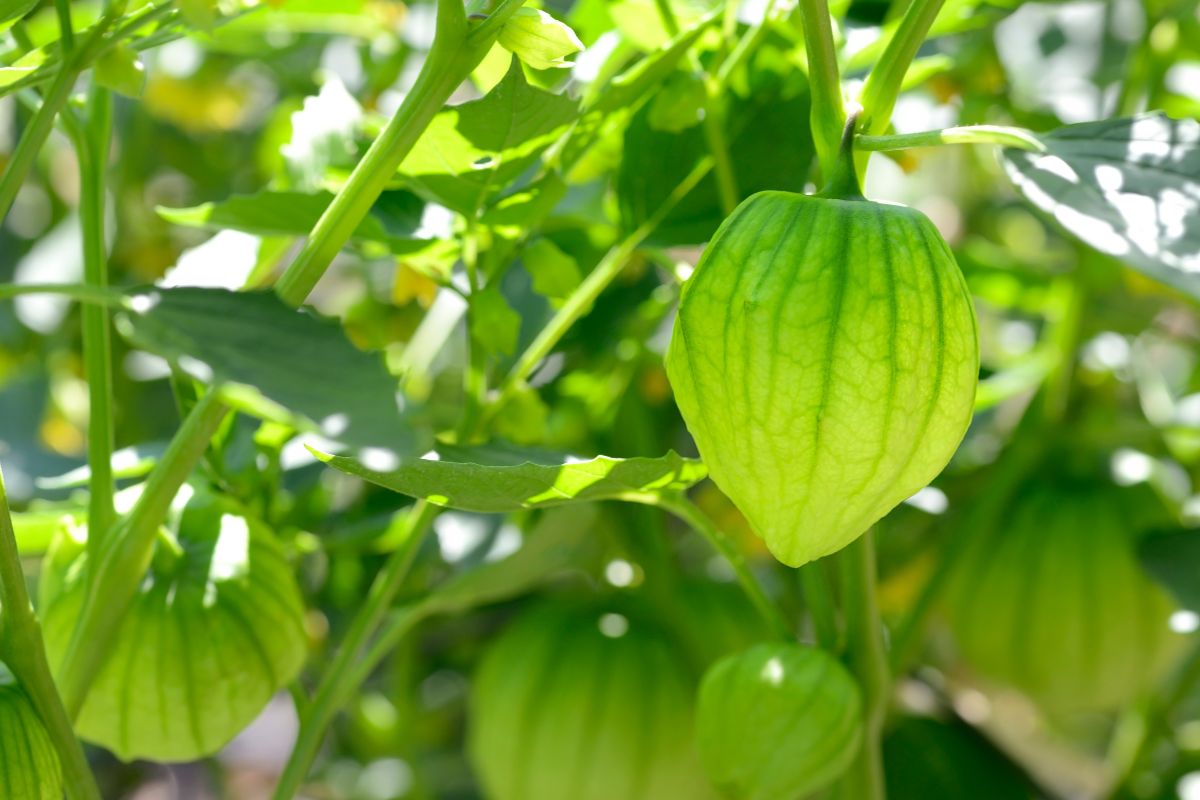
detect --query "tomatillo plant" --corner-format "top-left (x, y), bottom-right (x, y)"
top-left (0, 0), bottom-right (1199, 797)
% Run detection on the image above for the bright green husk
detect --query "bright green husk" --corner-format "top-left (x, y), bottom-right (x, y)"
top-left (0, 671), bottom-right (62, 800)
top-left (666, 190), bottom-right (979, 566)
top-left (39, 488), bottom-right (308, 762)
top-left (950, 483), bottom-right (1185, 711)
top-left (468, 604), bottom-right (717, 800)
top-left (696, 642), bottom-right (862, 800)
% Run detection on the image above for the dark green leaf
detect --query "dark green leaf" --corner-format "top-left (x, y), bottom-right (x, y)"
top-left (0, 0), bottom-right (37, 27)
top-left (399, 58), bottom-right (579, 217)
top-left (115, 287), bottom-right (430, 453)
top-left (884, 717), bottom-right (1037, 800)
top-left (310, 446), bottom-right (707, 512)
top-left (158, 190), bottom-right (430, 254)
top-left (1001, 113), bottom-right (1200, 299)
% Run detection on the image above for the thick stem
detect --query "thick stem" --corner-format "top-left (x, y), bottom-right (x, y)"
top-left (801, 560), bottom-right (840, 652)
top-left (57, 391), bottom-right (229, 718)
top-left (855, 125), bottom-right (1045, 153)
top-left (796, 0), bottom-right (846, 181)
top-left (857, 0), bottom-right (946, 137)
top-left (273, 0), bottom-right (528, 306)
top-left (0, 467), bottom-right (101, 800)
top-left (74, 88), bottom-right (118, 555)
top-left (836, 532), bottom-right (889, 800)
top-left (273, 501), bottom-right (439, 800)
top-left (655, 493), bottom-right (791, 639)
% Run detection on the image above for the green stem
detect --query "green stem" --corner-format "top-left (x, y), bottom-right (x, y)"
top-left (0, 283), bottom-right (127, 305)
top-left (273, 0), bottom-right (528, 306)
top-left (801, 560), bottom-right (840, 652)
top-left (0, 65), bottom-right (78, 221)
top-left (0, 467), bottom-right (101, 800)
top-left (797, 0), bottom-right (845, 181)
top-left (54, 0), bottom-right (75, 53)
top-left (273, 501), bottom-right (439, 800)
top-left (855, 125), bottom-right (1045, 153)
top-left (835, 532), bottom-right (889, 800)
top-left (58, 391), bottom-right (229, 718)
top-left (654, 493), bottom-right (791, 639)
top-left (857, 0), bottom-right (946, 137)
top-left (699, 88), bottom-right (739, 215)
top-left (479, 156), bottom-right (714, 431)
top-left (72, 87), bottom-right (118, 556)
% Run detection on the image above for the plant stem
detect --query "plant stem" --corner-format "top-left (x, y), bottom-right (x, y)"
top-left (54, 0), bottom-right (75, 53)
top-left (479, 156), bottom-right (714, 430)
top-left (855, 125), bottom-right (1045, 153)
top-left (654, 493), bottom-right (791, 639)
top-left (797, 0), bottom-right (845, 181)
top-left (0, 65), bottom-right (78, 221)
top-left (835, 532), bottom-right (889, 800)
top-left (801, 559), bottom-right (840, 652)
top-left (0, 467), bottom-right (101, 800)
top-left (273, 0), bottom-right (528, 306)
top-left (0, 282), bottom-right (127, 305)
top-left (274, 501), bottom-right (439, 800)
top-left (58, 391), bottom-right (229, 718)
top-left (857, 0), bottom-right (945, 137)
top-left (73, 87), bottom-right (118, 556)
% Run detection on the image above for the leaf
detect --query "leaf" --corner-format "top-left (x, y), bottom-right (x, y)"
top-left (115, 287), bottom-right (430, 453)
top-left (522, 238), bottom-right (581, 299)
top-left (94, 43), bottom-right (146, 98)
top-left (1001, 113), bottom-right (1200, 299)
top-left (469, 286), bottom-right (522, 357)
top-left (158, 190), bottom-right (430, 253)
top-left (479, 174), bottom-right (567, 227)
top-left (1138, 529), bottom-right (1200, 612)
top-left (310, 446), bottom-right (707, 512)
top-left (0, 0), bottom-right (37, 27)
top-left (413, 505), bottom-right (599, 620)
top-left (498, 8), bottom-right (584, 71)
top-left (399, 58), bottom-right (579, 217)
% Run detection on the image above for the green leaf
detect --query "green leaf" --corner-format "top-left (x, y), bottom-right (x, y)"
top-left (884, 717), bottom-right (1036, 800)
top-left (413, 505), bottom-right (599, 620)
top-left (94, 43), bottom-right (146, 98)
top-left (115, 287), bottom-right (430, 453)
top-left (647, 71), bottom-right (706, 133)
top-left (310, 446), bottom-right (707, 512)
top-left (479, 174), bottom-right (567, 227)
top-left (158, 190), bottom-right (430, 254)
top-left (469, 286), bottom-right (522, 357)
top-left (498, 8), bottom-right (584, 71)
top-left (399, 58), bottom-right (579, 217)
top-left (1139, 529), bottom-right (1200, 612)
top-left (1001, 113), bottom-right (1200, 300)
top-left (283, 78), bottom-right (363, 191)
top-left (0, 0), bottom-right (36, 28)
top-left (522, 238), bottom-right (581, 300)
top-left (619, 83), bottom-right (814, 245)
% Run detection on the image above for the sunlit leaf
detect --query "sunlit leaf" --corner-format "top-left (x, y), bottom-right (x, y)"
top-left (469, 286), bottom-right (522, 358)
top-left (311, 446), bottom-right (707, 512)
top-left (1001, 113), bottom-right (1200, 299)
top-left (399, 58), bottom-right (579, 217)
top-left (115, 287), bottom-right (430, 453)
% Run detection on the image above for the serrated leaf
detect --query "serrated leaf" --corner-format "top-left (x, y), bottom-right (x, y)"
top-left (283, 77), bottom-right (363, 191)
top-left (1001, 113), bottom-right (1200, 299)
top-left (115, 287), bottom-right (429, 453)
top-left (311, 446), bottom-right (707, 512)
top-left (1139, 529), bottom-right (1200, 612)
top-left (158, 190), bottom-right (430, 254)
top-left (399, 58), bottom-right (579, 217)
